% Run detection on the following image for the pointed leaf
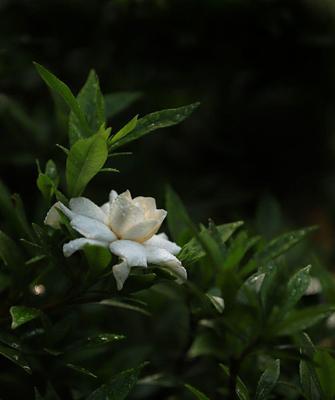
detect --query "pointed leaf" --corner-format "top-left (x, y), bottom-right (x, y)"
top-left (220, 364), bottom-right (250, 400)
top-left (34, 63), bottom-right (91, 137)
top-left (66, 133), bottom-right (108, 197)
top-left (69, 69), bottom-right (105, 145)
top-left (185, 384), bottom-right (211, 400)
top-left (109, 102), bottom-right (200, 150)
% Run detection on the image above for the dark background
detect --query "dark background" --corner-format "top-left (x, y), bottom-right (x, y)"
top-left (2, 0), bottom-right (335, 252)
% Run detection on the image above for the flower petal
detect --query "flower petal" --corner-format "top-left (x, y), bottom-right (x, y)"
top-left (112, 260), bottom-right (131, 290)
top-left (100, 202), bottom-right (110, 216)
top-left (69, 197), bottom-right (108, 224)
top-left (63, 238), bottom-right (109, 257)
top-left (133, 196), bottom-right (157, 216)
top-left (109, 191), bottom-right (144, 238)
top-left (109, 240), bottom-right (147, 267)
top-left (109, 190), bottom-right (118, 203)
top-left (144, 233), bottom-right (181, 255)
top-left (121, 220), bottom-right (162, 242)
top-left (44, 202), bottom-right (73, 228)
top-left (145, 246), bottom-right (187, 280)
top-left (71, 215), bottom-right (117, 241)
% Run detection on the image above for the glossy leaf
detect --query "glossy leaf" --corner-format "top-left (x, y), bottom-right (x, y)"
top-left (87, 365), bottom-right (143, 400)
top-left (255, 359), bottom-right (280, 400)
top-left (66, 133), bottom-right (108, 197)
top-left (109, 102), bottom-right (200, 150)
top-left (66, 363), bottom-right (97, 378)
top-left (281, 265), bottom-right (311, 313)
top-left (10, 306), bottom-right (41, 329)
top-left (69, 69), bottom-right (105, 145)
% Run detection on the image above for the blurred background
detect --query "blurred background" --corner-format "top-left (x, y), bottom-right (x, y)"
top-left (1, 0), bottom-right (335, 254)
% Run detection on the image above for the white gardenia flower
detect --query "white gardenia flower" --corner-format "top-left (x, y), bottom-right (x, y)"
top-left (44, 190), bottom-right (186, 290)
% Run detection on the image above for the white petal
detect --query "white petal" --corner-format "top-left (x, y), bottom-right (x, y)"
top-left (63, 238), bottom-right (109, 257)
top-left (100, 202), bottom-right (110, 216)
top-left (112, 260), bottom-right (131, 290)
top-left (69, 197), bottom-right (108, 224)
top-left (109, 240), bottom-right (147, 267)
top-left (133, 196), bottom-right (157, 216)
top-left (71, 215), bottom-right (117, 241)
top-left (109, 191), bottom-right (144, 238)
top-left (121, 220), bottom-right (161, 242)
top-left (145, 246), bottom-right (187, 280)
top-left (144, 233), bottom-right (181, 255)
top-left (44, 202), bottom-right (73, 228)
top-left (109, 190), bottom-right (118, 203)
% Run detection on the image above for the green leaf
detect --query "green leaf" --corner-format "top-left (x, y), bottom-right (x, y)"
top-left (314, 350), bottom-right (335, 399)
top-left (84, 333), bottom-right (125, 347)
top-left (220, 364), bottom-right (250, 400)
top-left (10, 306), bottom-right (41, 329)
top-left (255, 359), bottom-right (280, 400)
top-left (179, 221), bottom-right (243, 266)
top-left (300, 360), bottom-right (323, 400)
top-left (281, 265), bottom-right (311, 313)
top-left (109, 102), bottom-right (200, 150)
top-left (87, 365), bottom-right (143, 400)
top-left (84, 244), bottom-right (112, 273)
top-left (0, 231), bottom-right (25, 277)
top-left (184, 384), bottom-right (211, 400)
top-left (165, 185), bottom-right (193, 245)
top-left (105, 91), bottom-right (142, 119)
top-left (274, 305), bottom-right (335, 336)
top-left (109, 115), bottom-right (138, 146)
top-left (99, 299), bottom-right (151, 316)
top-left (69, 69), bottom-right (105, 145)
top-left (299, 333), bottom-right (323, 400)
top-left (66, 133), bottom-right (108, 197)
top-left (34, 63), bottom-right (91, 137)
top-left (37, 160), bottom-right (59, 203)
top-left (66, 363), bottom-right (97, 378)
top-left (0, 343), bottom-right (31, 374)
top-left (256, 227), bottom-right (316, 264)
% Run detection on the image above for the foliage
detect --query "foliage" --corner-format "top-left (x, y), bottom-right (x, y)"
top-left (0, 65), bottom-right (334, 400)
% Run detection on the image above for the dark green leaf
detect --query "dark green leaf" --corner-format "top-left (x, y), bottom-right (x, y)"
top-left (314, 350), bottom-right (335, 399)
top-left (69, 69), bottom-right (105, 145)
top-left (281, 265), bottom-right (311, 313)
top-left (274, 305), bottom-right (335, 336)
top-left (255, 359), bottom-right (280, 400)
top-left (165, 185), bottom-right (193, 245)
top-left (220, 364), bottom-right (250, 400)
top-left (10, 306), bottom-right (41, 329)
top-left (87, 365), bottom-right (143, 400)
top-left (109, 102), bottom-right (200, 150)
top-left (66, 363), bottom-right (97, 378)
top-left (66, 133), bottom-right (108, 197)
top-left (99, 299), bottom-right (151, 316)
top-left (34, 63), bottom-right (91, 137)
top-left (185, 384), bottom-right (211, 400)
top-left (0, 343), bottom-right (31, 373)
